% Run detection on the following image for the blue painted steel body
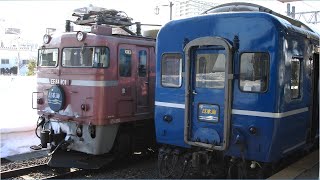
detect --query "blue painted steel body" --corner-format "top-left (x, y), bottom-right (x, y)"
top-left (155, 12), bottom-right (319, 163)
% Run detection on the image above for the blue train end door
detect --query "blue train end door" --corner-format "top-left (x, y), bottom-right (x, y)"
top-left (191, 48), bottom-right (225, 142)
top-left (184, 37), bottom-right (233, 151)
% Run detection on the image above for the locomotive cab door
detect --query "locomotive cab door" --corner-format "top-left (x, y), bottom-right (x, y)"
top-left (184, 37), bottom-right (233, 151)
top-left (117, 45), bottom-right (136, 117)
top-left (136, 47), bottom-right (150, 114)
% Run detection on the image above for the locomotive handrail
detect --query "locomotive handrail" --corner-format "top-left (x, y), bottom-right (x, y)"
top-left (32, 92), bottom-right (44, 109)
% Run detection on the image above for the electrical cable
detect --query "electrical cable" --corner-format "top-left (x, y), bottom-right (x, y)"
top-left (301, 1), bottom-right (318, 11)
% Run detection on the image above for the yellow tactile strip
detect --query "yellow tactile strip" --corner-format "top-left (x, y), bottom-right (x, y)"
top-left (268, 149), bottom-right (319, 179)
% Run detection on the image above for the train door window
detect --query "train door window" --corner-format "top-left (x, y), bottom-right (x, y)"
top-left (240, 53), bottom-right (269, 92)
top-left (196, 53), bottom-right (225, 89)
top-left (290, 58), bottom-right (301, 99)
top-left (161, 53), bottom-right (182, 87)
top-left (38, 48), bottom-right (58, 67)
top-left (93, 47), bottom-right (110, 68)
top-left (138, 50), bottom-right (147, 77)
top-left (119, 49), bottom-right (132, 77)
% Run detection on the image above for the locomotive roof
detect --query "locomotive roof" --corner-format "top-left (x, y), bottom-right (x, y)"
top-left (44, 31), bottom-right (155, 48)
top-left (111, 33), bottom-right (155, 41)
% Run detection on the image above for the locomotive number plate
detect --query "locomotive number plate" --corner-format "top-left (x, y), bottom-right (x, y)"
top-left (50, 78), bottom-right (70, 86)
top-left (198, 104), bottom-right (219, 123)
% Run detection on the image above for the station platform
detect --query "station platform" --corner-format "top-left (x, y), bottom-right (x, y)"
top-left (268, 149), bottom-right (319, 179)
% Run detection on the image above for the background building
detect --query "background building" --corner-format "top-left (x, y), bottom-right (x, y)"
top-left (0, 19), bottom-right (38, 76)
top-left (174, 0), bottom-right (218, 18)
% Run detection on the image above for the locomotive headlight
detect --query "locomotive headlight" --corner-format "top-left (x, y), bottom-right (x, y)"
top-left (76, 31), bottom-right (86, 42)
top-left (43, 34), bottom-right (51, 44)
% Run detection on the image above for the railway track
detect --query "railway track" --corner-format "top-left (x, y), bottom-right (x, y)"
top-left (0, 164), bottom-right (81, 179)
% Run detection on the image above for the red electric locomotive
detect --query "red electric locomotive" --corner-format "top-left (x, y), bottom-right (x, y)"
top-left (32, 9), bottom-right (156, 168)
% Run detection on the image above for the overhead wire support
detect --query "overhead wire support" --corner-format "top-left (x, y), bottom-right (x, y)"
top-left (295, 11), bottom-right (320, 24)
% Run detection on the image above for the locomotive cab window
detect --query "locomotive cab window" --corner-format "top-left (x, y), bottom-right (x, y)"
top-left (38, 48), bottom-right (58, 67)
top-left (161, 53), bottom-right (182, 87)
top-left (62, 47), bottom-right (109, 68)
top-left (62, 47), bottom-right (93, 67)
top-left (240, 52), bottom-right (269, 92)
top-left (93, 47), bottom-right (110, 68)
top-left (290, 58), bottom-right (301, 99)
top-left (119, 49), bottom-right (132, 77)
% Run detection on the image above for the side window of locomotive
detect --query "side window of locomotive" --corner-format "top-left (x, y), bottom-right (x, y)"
top-left (138, 50), bottom-right (147, 77)
top-left (93, 47), bottom-right (110, 68)
top-left (62, 47), bottom-right (93, 67)
top-left (38, 48), bottom-right (58, 67)
top-left (161, 53), bottom-right (182, 88)
top-left (196, 53), bottom-right (225, 89)
top-left (240, 53), bottom-right (269, 92)
top-left (119, 49), bottom-right (132, 77)
top-left (290, 58), bottom-right (301, 99)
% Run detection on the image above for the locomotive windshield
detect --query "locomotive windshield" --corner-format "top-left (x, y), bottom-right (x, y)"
top-left (62, 47), bottom-right (110, 68)
top-left (38, 48), bottom-right (58, 67)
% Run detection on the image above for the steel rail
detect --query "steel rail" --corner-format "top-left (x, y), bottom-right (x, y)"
top-left (44, 168), bottom-right (82, 179)
top-left (0, 164), bottom-right (48, 179)
top-left (1, 164), bottom-right (82, 180)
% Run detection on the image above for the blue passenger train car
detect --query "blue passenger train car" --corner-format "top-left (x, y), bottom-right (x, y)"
top-left (154, 3), bottom-right (319, 178)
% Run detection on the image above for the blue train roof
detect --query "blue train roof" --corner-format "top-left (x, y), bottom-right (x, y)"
top-left (204, 2), bottom-right (318, 36)
top-left (159, 3), bottom-right (319, 41)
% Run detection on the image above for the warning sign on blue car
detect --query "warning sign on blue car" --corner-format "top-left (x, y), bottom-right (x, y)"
top-left (198, 104), bottom-right (219, 122)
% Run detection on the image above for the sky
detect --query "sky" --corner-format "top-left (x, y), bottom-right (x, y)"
top-left (0, 0), bottom-right (319, 45)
